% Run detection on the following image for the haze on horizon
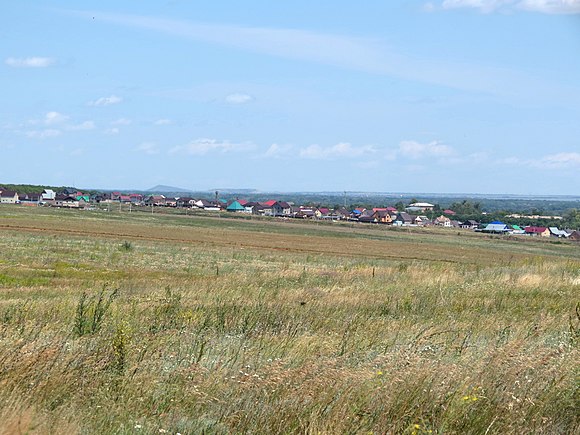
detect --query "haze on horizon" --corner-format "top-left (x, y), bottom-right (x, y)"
top-left (1, 1), bottom-right (579, 195)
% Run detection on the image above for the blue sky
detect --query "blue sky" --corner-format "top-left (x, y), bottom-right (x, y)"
top-left (1, 1), bottom-right (579, 194)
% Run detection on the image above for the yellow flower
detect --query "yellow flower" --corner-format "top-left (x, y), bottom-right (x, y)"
top-left (376, 371), bottom-right (383, 376)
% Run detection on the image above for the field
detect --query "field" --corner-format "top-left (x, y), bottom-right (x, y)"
top-left (0, 206), bottom-right (578, 434)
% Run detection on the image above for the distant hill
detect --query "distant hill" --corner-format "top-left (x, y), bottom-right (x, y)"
top-left (147, 185), bottom-right (192, 193)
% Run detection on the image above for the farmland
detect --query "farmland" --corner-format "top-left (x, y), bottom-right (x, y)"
top-left (0, 206), bottom-right (578, 434)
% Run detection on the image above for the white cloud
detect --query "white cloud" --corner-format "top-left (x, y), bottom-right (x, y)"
top-left (111, 118), bottom-right (132, 125)
top-left (263, 143), bottom-right (294, 158)
top-left (518, 0), bottom-right (580, 14)
top-left (66, 121), bottom-right (95, 131)
top-left (44, 111), bottom-right (69, 125)
top-left (169, 138), bottom-right (255, 156)
top-left (153, 118), bottom-right (172, 125)
top-left (73, 11), bottom-right (580, 101)
top-left (442, 0), bottom-right (515, 13)
top-left (225, 93), bottom-right (253, 104)
top-left (398, 140), bottom-right (454, 159)
top-left (537, 152), bottom-right (580, 167)
top-left (135, 142), bottom-right (159, 155)
top-left (105, 128), bottom-right (120, 135)
top-left (438, 0), bottom-right (580, 13)
top-left (299, 142), bottom-right (377, 159)
top-left (499, 152), bottom-right (580, 168)
top-left (25, 129), bottom-right (61, 139)
top-left (88, 95), bottom-right (122, 106)
top-left (5, 57), bottom-right (55, 68)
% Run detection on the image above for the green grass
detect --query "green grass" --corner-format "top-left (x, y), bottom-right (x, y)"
top-left (0, 205), bottom-right (578, 433)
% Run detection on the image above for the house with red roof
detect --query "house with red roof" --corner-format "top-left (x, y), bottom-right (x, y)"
top-left (524, 226), bottom-right (550, 237)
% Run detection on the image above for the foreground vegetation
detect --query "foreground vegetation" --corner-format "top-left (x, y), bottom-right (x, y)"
top-left (0, 206), bottom-right (578, 434)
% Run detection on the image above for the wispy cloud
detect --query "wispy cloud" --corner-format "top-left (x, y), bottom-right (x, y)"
top-left (25, 129), bottom-right (61, 139)
top-left (169, 138), bottom-right (255, 155)
top-left (66, 121), bottom-right (95, 131)
top-left (88, 95), bottom-right (122, 106)
top-left (44, 111), bottom-right (69, 125)
top-left (299, 142), bottom-right (377, 159)
top-left (519, 0), bottom-right (580, 14)
top-left (438, 0), bottom-right (580, 13)
top-left (500, 152), bottom-right (580, 168)
top-left (153, 118), bottom-right (172, 125)
top-left (111, 118), bottom-right (132, 125)
top-left (105, 127), bottom-right (119, 135)
top-left (398, 140), bottom-right (455, 159)
top-left (69, 10), bottom-right (574, 101)
top-left (263, 143), bottom-right (294, 158)
top-left (135, 142), bottom-right (159, 155)
top-left (225, 93), bottom-right (253, 104)
top-left (5, 57), bottom-right (56, 68)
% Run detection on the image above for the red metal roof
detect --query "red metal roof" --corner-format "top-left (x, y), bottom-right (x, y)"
top-left (524, 226), bottom-right (548, 233)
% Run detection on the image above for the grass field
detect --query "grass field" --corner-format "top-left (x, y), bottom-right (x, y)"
top-left (0, 206), bottom-right (578, 434)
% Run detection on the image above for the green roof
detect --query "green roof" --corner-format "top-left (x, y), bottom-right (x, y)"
top-left (226, 201), bottom-right (245, 211)
top-left (512, 225), bottom-right (522, 230)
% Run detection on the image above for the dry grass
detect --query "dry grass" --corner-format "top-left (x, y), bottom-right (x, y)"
top-left (0, 206), bottom-right (578, 434)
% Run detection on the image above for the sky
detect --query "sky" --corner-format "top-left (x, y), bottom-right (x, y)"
top-left (1, 1), bottom-right (580, 194)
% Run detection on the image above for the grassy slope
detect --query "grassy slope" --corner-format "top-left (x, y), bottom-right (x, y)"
top-left (0, 205), bottom-right (578, 434)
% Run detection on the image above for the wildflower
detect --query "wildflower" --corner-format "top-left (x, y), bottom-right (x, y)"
top-left (376, 371), bottom-right (383, 376)
top-left (134, 424), bottom-right (142, 429)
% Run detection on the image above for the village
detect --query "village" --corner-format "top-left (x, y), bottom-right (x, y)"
top-left (1, 186), bottom-right (579, 241)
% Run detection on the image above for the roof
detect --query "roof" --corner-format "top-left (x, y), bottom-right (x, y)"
top-left (409, 202), bottom-right (434, 207)
top-left (0, 190), bottom-right (17, 197)
top-left (263, 200), bottom-right (277, 207)
top-left (524, 226), bottom-right (548, 233)
top-left (443, 209), bottom-right (456, 215)
top-left (548, 227), bottom-right (568, 236)
top-left (483, 223), bottom-right (509, 232)
top-left (226, 201), bottom-right (245, 211)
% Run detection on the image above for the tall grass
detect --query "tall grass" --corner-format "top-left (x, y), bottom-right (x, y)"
top-left (0, 208), bottom-right (578, 433)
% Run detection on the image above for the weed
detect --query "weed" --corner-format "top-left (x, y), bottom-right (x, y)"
top-left (120, 240), bottom-right (133, 251)
top-left (74, 286), bottom-right (119, 337)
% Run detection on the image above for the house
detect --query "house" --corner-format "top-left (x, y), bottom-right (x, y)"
top-left (461, 220), bottom-right (480, 230)
top-left (176, 197), bottom-right (195, 208)
top-left (41, 189), bottom-right (56, 202)
top-left (119, 195), bottom-right (132, 203)
top-left (481, 221), bottom-right (510, 233)
top-left (0, 190), bottom-right (19, 204)
top-left (549, 227), bottom-right (569, 238)
top-left (129, 194), bottom-right (144, 204)
top-left (54, 194), bottom-right (79, 208)
top-left (226, 200), bottom-right (246, 212)
top-left (145, 195), bottom-right (166, 206)
top-left (334, 208), bottom-right (350, 220)
top-left (19, 192), bottom-right (42, 206)
top-left (568, 230), bottom-right (580, 241)
top-left (407, 202), bottom-right (435, 212)
top-left (510, 225), bottom-right (526, 235)
top-left (443, 209), bottom-right (456, 216)
top-left (414, 215), bottom-right (432, 226)
top-left (395, 212), bottom-right (415, 226)
top-left (524, 226), bottom-right (550, 237)
top-left (372, 210), bottom-right (394, 224)
top-left (272, 201), bottom-right (291, 216)
top-left (434, 215), bottom-right (452, 227)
